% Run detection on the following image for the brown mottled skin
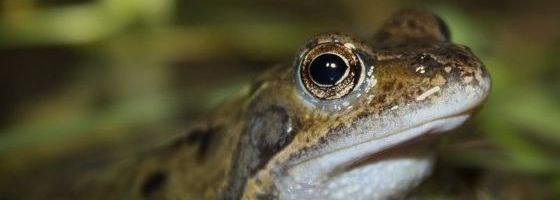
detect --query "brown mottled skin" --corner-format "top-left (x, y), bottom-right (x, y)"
top-left (7, 9), bottom-right (490, 200)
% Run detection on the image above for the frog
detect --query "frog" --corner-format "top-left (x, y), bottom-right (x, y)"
top-left (10, 9), bottom-right (491, 200)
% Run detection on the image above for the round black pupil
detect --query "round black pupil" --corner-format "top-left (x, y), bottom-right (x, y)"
top-left (309, 54), bottom-right (348, 86)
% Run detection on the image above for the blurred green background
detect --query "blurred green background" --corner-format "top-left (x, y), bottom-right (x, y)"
top-left (0, 0), bottom-right (559, 199)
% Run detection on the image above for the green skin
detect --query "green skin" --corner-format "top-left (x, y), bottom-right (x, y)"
top-left (4, 9), bottom-right (490, 200)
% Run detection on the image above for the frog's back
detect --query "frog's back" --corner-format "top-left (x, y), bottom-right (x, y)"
top-left (82, 102), bottom-right (247, 200)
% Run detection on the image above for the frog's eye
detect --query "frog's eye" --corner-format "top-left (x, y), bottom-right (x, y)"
top-left (308, 54), bottom-right (349, 86)
top-left (299, 43), bottom-right (362, 100)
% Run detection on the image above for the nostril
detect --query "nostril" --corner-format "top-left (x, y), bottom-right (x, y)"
top-left (413, 53), bottom-right (444, 73)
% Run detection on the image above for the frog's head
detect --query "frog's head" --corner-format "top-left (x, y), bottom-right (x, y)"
top-left (239, 9), bottom-right (490, 200)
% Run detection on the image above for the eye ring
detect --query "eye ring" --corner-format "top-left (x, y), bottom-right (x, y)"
top-left (299, 43), bottom-right (362, 100)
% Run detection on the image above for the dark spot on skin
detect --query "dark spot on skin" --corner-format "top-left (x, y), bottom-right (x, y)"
top-left (463, 71), bottom-right (475, 78)
top-left (141, 171), bottom-right (168, 198)
top-left (382, 83), bottom-right (393, 92)
top-left (406, 20), bottom-right (418, 28)
top-left (377, 94), bottom-right (386, 102)
top-left (396, 82), bottom-right (404, 90)
top-left (288, 146), bottom-right (309, 162)
top-left (248, 106), bottom-right (293, 163)
top-left (170, 126), bottom-right (218, 161)
top-left (419, 53), bottom-right (430, 62)
top-left (356, 111), bottom-right (374, 121)
top-left (327, 123), bottom-right (347, 138)
top-left (221, 105), bottom-right (296, 199)
top-left (414, 89), bottom-right (423, 97)
top-left (455, 51), bottom-right (472, 64)
top-left (305, 38), bottom-right (319, 49)
top-left (318, 134), bottom-right (328, 145)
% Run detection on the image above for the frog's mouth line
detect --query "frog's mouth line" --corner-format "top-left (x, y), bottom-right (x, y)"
top-left (286, 113), bottom-right (472, 185)
top-left (331, 130), bottom-right (439, 177)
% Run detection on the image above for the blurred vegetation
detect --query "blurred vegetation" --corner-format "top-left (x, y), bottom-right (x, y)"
top-left (0, 0), bottom-right (559, 199)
